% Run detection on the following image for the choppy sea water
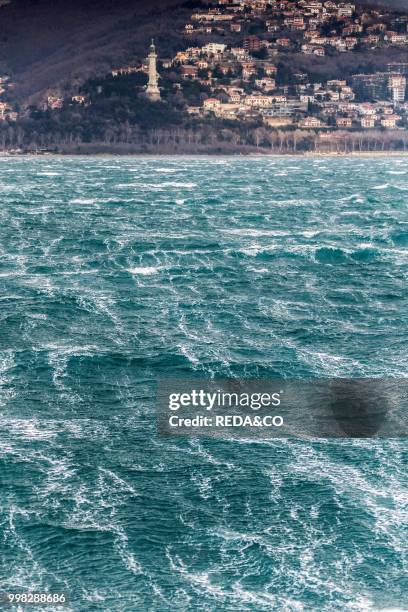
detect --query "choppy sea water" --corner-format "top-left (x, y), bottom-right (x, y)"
top-left (0, 156), bottom-right (407, 611)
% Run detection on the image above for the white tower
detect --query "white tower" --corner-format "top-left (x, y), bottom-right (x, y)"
top-left (146, 39), bottom-right (161, 102)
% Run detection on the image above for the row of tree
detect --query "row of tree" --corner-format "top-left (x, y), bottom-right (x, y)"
top-left (1, 119), bottom-right (408, 154)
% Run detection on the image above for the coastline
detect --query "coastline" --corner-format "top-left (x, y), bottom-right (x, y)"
top-left (1, 150), bottom-right (408, 158)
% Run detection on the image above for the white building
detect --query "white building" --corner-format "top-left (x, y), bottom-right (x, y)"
top-left (201, 43), bottom-right (227, 56)
top-left (388, 75), bottom-right (406, 104)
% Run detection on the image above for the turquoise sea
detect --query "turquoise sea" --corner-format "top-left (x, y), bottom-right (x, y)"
top-left (0, 156), bottom-right (407, 611)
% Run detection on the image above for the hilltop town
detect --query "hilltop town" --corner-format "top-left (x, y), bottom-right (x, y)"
top-left (1, 0), bottom-right (408, 153)
top-left (175, 0), bottom-right (408, 132)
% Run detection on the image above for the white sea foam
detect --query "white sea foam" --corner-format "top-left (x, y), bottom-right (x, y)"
top-left (41, 343), bottom-right (99, 356)
top-left (4, 420), bottom-right (57, 440)
top-left (70, 198), bottom-right (96, 204)
top-left (297, 349), bottom-right (366, 376)
top-left (224, 228), bottom-right (289, 237)
top-left (247, 267), bottom-right (269, 274)
top-left (240, 245), bottom-right (263, 256)
top-left (179, 344), bottom-right (200, 364)
top-left (162, 182), bottom-right (197, 188)
top-left (127, 266), bottom-right (159, 275)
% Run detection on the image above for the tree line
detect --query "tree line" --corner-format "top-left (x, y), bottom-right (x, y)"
top-left (1, 118), bottom-right (408, 155)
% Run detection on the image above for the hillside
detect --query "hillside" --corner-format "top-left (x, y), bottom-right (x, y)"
top-left (0, 0), bottom-right (193, 101)
top-left (0, 0), bottom-right (407, 155)
top-left (0, 0), bottom-right (406, 103)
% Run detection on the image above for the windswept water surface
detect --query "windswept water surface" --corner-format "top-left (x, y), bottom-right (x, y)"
top-left (0, 157), bottom-right (407, 611)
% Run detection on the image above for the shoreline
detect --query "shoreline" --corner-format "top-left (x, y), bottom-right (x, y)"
top-left (1, 151), bottom-right (408, 158)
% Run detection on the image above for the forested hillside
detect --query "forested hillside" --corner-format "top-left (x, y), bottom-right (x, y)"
top-left (0, 0), bottom-right (193, 101)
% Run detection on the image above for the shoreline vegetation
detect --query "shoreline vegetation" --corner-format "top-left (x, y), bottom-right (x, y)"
top-left (2, 150), bottom-right (408, 157)
top-left (2, 147), bottom-right (408, 157)
top-left (0, 128), bottom-right (408, 156)
top-left (0, 112), bottom-right (408, 155)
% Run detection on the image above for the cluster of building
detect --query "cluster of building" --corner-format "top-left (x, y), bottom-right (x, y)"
top-left (174, 48), bottom-right (408, 129)
top-left (28, 0), bottom-right (408, 133)
top-left (184, 0), bottom-right (408, 55)
top-left (3, 78), bottom-right (83, 122)
top-left (162, 0), bottom-right (408, 130)
top-left (45, 94), bottom-right (87, 110)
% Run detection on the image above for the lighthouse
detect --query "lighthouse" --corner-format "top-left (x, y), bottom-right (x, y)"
top-left (146, 40), bottom-right (161, 102)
